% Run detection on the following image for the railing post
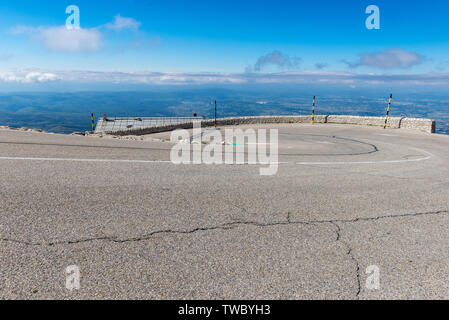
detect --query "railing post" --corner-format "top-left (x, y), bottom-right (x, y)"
top-left (312, 96), bottom-right (316, 124)
top-left (384, 94), bottom-right (393, 129)
top-left (91, 113), bottom-right (95, 133)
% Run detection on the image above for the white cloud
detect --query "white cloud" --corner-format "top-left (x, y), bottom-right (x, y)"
top-left (0, 71), bottom-right (59, 83)
top-left (36, 26), bottom-right (101, 52)
top-left (343, 49), bottom-right (424, 69)
top-left (247, 51), bottom-right (301, 72)
top-left (105, 15), bottom-right (141, 31)
top-left (10, 14), bottom-right (142, 53)
top-left (12, 25), bottom-right (102, 52)
top-left (24, 72), bottom-right (59, 83)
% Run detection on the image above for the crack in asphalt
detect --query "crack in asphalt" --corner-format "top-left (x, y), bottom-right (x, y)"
top-left (1, 210), bottom-right (447, 246)
top-left (1, 209), bottom-right (447, 298)
top-left (303, 210), bottom-right (449, 225)
top-left (329, 221), bottom-right (361, 299)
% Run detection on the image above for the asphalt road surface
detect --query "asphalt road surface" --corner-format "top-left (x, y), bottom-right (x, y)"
top-left (0, 123), bottom-right (448, 299)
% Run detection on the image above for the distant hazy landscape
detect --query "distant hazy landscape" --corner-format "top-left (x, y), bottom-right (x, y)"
top-left (1, 87), bottom-right (448, 135)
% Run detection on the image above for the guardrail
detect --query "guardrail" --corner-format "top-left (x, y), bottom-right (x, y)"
top-left (95, 117), bottom-right (202, 133)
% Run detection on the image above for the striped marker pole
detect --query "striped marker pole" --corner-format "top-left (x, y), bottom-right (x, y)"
top-left (214, 100), bottom-right (217, 128)
top-left (91, 113), bottom-right (95, 133)
top-left (384, 94), bottom-right (393, 129)
top-left (312, 96), bottom-right (316, 124)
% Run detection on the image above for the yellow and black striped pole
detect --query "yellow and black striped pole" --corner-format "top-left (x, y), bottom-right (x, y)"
top-left (312, 96), bottom-right (316, 124)
top-left (214, 100), bottom-right (217, 128)
top-left (384, 94), bottom-right (393, 129)
top-left (91, 113), bottom-right (95, 133)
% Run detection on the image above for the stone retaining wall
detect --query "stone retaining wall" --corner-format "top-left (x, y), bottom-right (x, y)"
top-left (104, 115), bottom-right (436, 136)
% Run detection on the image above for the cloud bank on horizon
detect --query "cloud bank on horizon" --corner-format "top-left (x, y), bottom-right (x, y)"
top-left (1, 0), bottom-right (449, 89)
top-left (3, 69), bottom-right (449, 88)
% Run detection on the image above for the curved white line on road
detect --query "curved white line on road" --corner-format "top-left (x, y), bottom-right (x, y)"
top-left (0, 148), bottom-right (434, 166)
top-left (0, 157), bottom-right (174, 163)
top-left (0, 156), bottom-right (288, 165)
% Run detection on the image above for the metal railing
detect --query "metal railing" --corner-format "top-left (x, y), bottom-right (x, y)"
top-left (95, 117), bottom-right (205, 133)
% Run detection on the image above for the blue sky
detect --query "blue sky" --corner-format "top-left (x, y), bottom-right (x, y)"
top-left (1, 0), bottom-right (449, 88)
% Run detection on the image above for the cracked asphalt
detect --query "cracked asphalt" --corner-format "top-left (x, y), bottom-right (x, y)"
top-left (0, 123), bottom-right (448, 299)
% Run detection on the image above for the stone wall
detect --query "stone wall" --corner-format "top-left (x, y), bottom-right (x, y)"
top-left (399, 118), bottom-right (436, 134)
top-left (104, 115), bottom-right (436, 136)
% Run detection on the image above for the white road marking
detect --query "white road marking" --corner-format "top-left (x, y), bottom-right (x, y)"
top-left (0, 157), bottom-right (174, 163)
top-left (0, 149), bottom-right (434, 166)
top-left (0, 156), bottom-right (288, 165)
